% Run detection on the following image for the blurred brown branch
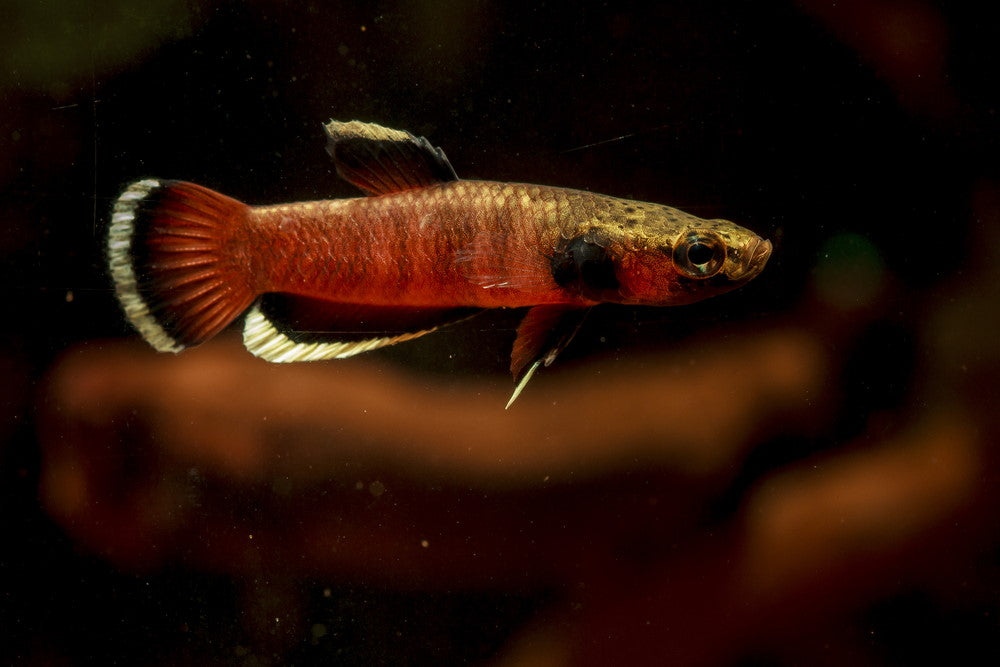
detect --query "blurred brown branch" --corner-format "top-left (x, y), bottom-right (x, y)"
top-left (39, 319), bottom-right (828, 583)
top-left (501, 408), bottom-right (982, 666)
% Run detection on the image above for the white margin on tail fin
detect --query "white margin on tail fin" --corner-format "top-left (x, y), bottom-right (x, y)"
top-left (243, 303), bottom-right (435, 363)
top-left (107, 179), bottom-right (184, 353)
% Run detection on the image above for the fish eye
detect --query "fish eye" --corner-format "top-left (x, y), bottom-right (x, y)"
top-left (673, 231), bottom-right (726, 278)
top-left (686, 242), bottom-right (715, 266)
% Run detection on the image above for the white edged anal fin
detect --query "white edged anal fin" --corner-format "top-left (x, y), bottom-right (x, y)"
top-left (243, 294), bottom-right (482, 363)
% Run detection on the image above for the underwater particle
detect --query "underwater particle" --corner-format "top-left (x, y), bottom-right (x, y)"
top-left (420, 539), bottom-right (429, 548)
top-left (813, 233), bottom-right (886, 309)
top-left (369, 480), bottom-right (386, 497)
top-left (311, 623), bottom-right (328, 640)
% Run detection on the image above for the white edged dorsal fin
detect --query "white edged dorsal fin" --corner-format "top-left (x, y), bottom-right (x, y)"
top-left (323, 120), bottom-right (458, 196)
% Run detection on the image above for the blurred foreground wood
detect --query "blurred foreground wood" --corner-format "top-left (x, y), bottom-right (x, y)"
top-left (40, 322), bottom-right (827, 584)
top-left (500, 408), bottom-right (983, 666)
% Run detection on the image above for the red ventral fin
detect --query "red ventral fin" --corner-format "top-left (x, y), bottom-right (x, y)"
top-left (507, 305), bottom-right (591, 409)
top-left (324, 120), bottom-right (459, 196)
top-left (243, 293), bottom-right (482, 362)
top-left (107, 179), bottom-right (256, 353)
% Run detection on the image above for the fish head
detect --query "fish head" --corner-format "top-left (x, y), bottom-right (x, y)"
top-left (615, 214), bottom-right (772, 306)
top-left (550, 201), bottom-right (770, 306)
top-left (550, 205), bottom-right (769, 307)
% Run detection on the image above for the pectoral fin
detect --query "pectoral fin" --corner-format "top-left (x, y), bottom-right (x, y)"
top-left (506, 305), bottom-right (591, 409)
top-left (455, 232), bottom-right (558, 292)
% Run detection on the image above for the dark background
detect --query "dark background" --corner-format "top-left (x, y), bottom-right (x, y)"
top-left (3, 1), bottom-right (999, 664)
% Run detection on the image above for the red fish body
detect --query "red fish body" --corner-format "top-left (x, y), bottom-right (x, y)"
top-left (249, 182), bottom-right (588, 309)
top-left (108, 121), bottom-right (772, 405)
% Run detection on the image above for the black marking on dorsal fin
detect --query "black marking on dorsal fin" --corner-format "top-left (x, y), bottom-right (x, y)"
top-left (243, 293), bottom-right (481, 362)
top-left (323, 120), bottom-right (459, 196)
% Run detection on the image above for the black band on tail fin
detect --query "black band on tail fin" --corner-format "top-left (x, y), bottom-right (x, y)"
top-left (107, 179), bottom-right (256, 352)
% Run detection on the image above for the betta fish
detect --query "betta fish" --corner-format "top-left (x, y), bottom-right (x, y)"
top-left (107, 120), bottom-right (771, 407)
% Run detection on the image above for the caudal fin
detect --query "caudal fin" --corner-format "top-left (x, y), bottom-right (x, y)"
top-left (107, 179), bottom-right (256, 352)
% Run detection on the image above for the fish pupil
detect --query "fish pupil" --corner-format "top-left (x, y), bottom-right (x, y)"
top-left (552, 237), bottom-right (620, 293)
top-left (687, 242), bottom-right (715, 265)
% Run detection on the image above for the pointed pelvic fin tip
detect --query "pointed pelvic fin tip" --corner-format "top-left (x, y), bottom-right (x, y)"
top-left (505, 360), bottom-right (542, 410)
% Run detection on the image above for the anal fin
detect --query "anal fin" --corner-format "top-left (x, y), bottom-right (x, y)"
top-left (507, 305), bottom-right (590, 409)
top-left (243, 293), bottom-right (481, 363)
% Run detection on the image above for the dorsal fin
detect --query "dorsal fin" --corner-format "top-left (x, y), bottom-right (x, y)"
top-left (324, 120), bottom-right (459, 196)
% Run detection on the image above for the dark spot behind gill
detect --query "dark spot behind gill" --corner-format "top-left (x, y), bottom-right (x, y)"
top-left (550, 236), bottom-right (620, 293)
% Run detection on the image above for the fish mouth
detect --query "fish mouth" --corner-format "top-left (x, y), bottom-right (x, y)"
top-left (732, 237), bottom-right (772, 281)
top-left (750, 238), bottom-right (773, 270)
